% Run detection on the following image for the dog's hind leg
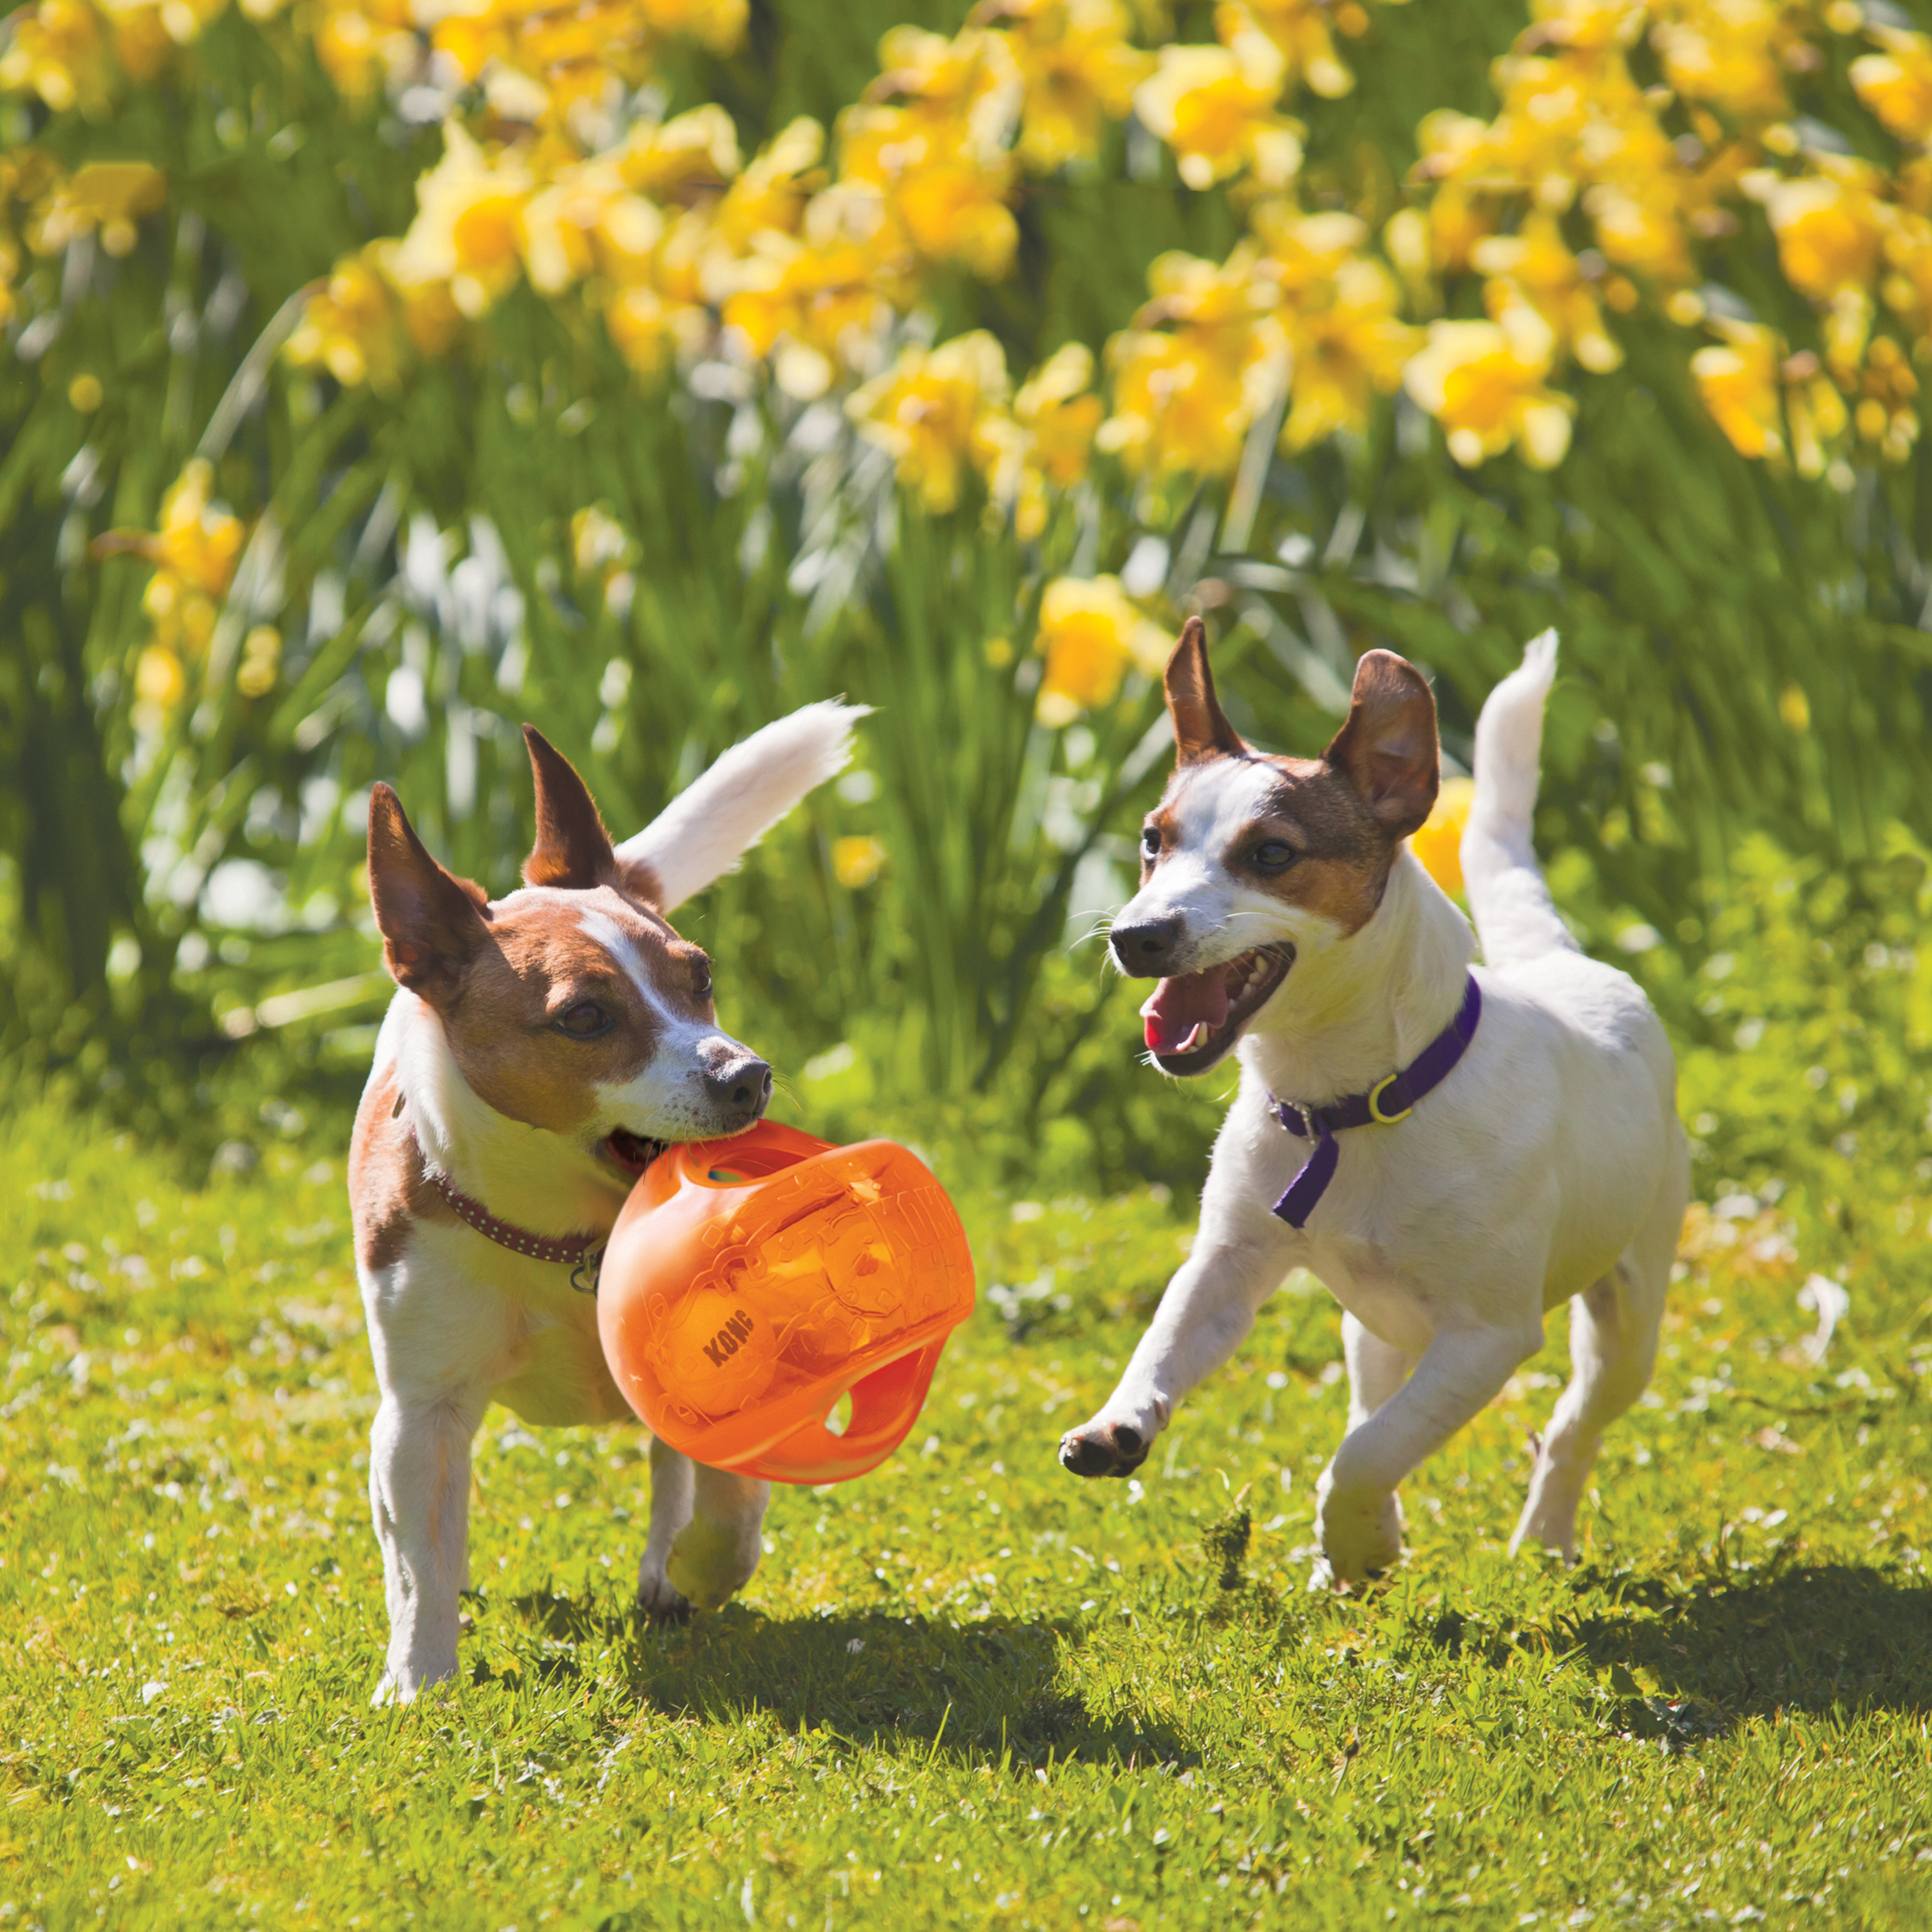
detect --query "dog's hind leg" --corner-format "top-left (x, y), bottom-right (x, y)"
top-left (1318, 1320), bottom-right (1538, 1581)
top-left (1510, 1148), bottom-right (1680, 1559)
top-left (1343, 1313), bottom-right (1415, 1429)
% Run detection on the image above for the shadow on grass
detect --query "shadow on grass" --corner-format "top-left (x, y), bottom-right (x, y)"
top-left (504, 1589), bottom-right (1189, 1766)
top-left (1572, 1562), bottom-right (1932, 1726)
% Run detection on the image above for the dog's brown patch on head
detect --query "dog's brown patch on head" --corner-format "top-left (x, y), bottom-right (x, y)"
top-left (1164, 616), bottom-right (1245, 765)
top-left (435, 887), bottom-right (714, 1133)
top-left (1235, 756), bottom-right (1401, 935)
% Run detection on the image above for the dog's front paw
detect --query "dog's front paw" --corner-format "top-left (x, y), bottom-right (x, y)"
top-left (1314, 1469), bottom-right (1403, 1581)
top-left (1059, 1420), bottom-right (1150, 1479)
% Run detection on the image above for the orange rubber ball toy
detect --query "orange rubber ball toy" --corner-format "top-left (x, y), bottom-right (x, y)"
top-left (598, 1121), bottom-right (976, 1483)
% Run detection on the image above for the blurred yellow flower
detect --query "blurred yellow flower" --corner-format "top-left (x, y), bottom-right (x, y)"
top-left (309, 0), bottom-right (416, 102)
top-left (134, 642), bottom-right (186, 714)
top-left (832, 835), bottom-right (887, 888)
top-left (1251, 207), bottom-right (1416, 448)
top-left (1035, 573), bottom-right (1165, 723)
top-left (1402, 302), bottom-right (1574, 469)
top-left (848, 331), bottom-right (1014, 513)
top-left (972, 0), bottom-right (1152, 173)
top-left (1410, 774), bottom-right (1473, 896)
top-left (1218, 0), bottom-right (1354, 100)
top-left (1098, 247), bottom-right (1288, 478)
top-left (1013, 341), bottom-right (1103, 536)
top-left (518, 157), bottom-right (663, 294)
top-left (389, 123), bottom-right (535, 320)
top-left (1133, 33), bottom-right (1303, 191)
top-left (1754, 164), bottom-right (1885, 301)
top-left (30, 161), bottom-right (167, 256)
top-left (1690, 325), bottom-right (1782, 461)
top-left (612, 105), bottom-right (742, 202)
top-left (94, 459), bottom-right (247, 665)
top-left (1852, 32), bottom-right (1932, 147)
top-left (286, 245), bottom-right (408, 391)
top-left (1649, 0), bottom-right (1801, 125)
top-left (1472, 214), bottom-right (1621, 372)
top-left (708, 117), bottom-right (824, 255)
top-left (841, 88), bottom-right (1019, 278)
top-left (236, 624), bottom-right (282, 699)
top-left (0, 0), bottom-right (115, 116)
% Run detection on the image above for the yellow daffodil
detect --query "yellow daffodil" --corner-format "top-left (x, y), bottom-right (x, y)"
top-left (1034, 574), bottom-right (1166, 723)
top-left (971, 0), bottom-right (1153, 173)
top-left (1690, 324), bottom-right (1783, 461)
top-left (1779, 349), bottom-right (1847, 479)
top-left (1649, 0), bottom-right (1801, 125)
top-left (1133, 31), bottom-right (1303, 191)
top-left (1852, 31), bottom-right (1932, 148)
top-left (1754, 162), bottom-right (1886, 308)
top-left (840, 34), bottom-right (1022, 280)
top-left (308, 0), bottom-right (417, 103)
top-left (1472, 214), bottom-right (1621, 372)
top-left (29, 161), bottom-right (166, 256)
top-left (1248, 205), bottom-right (1415, 446)
top-left (708, 117), bottom-right (824, 254)
top-left (1014, 341), bottom-right (1104, 536)
top-left (518, 157), bottom-right (663, 293)
top-left (848, 330), bottom-right (1015, 514)
top-left (1852, 333), bottom-right (1920, 464)
top-left (613, 106), bottom-right (742, 202)
top-left (1410, 775), bottom-right (1474, 895)
top-left (390, 122), bottom-right (535, 320)
top-left (831, 835), bottom-right (887, 888)
top-left (95, 459), bottom-right (247, 668)
top-left (1098, 248), bottom-right (1289, 480)
top-left (1217, 0), bottom-right (1354, 100)
top-left (285, 245), bottom-right (408, 392)
top-left (0, 0), bottom-right (116, 116)
top-left (1403, 301), bottom-right (1574, 469)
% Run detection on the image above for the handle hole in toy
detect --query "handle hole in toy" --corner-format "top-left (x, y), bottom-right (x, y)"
top-left (823, 1390), bottom-right (855, 1438)
top-left (707, 1170), bottom-right (749, 1184)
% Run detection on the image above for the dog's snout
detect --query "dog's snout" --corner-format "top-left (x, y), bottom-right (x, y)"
top-left (1111, 914), bottom-right (1184, 978)
top-left (705, 1056), bottom-right (773, 1115)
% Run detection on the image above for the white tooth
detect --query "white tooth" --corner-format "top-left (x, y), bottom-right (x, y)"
top-left (1180, 1021), bottom-right (1210, 1053)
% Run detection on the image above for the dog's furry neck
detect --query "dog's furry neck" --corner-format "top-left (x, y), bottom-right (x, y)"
top-left (386, 993), bottom-right (632, 1235)
top-left (1240, 849), bottom-right (1477, 1107)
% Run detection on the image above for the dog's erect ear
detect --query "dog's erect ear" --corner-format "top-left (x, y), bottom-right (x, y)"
top-left (1323, 649), bottom-right (1440, 840)
top-left (366, 785), bottom-right (490, 999)
top-left (1164, 616), bottom-right (1245, 764)
top-left (521, 725), bottom-right (621, 891)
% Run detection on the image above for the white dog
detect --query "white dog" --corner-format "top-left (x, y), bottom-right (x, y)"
top-left (1061, 623), bottom-right (1687, 1581)
top-left (348, 705), bottom-right (860, 1701)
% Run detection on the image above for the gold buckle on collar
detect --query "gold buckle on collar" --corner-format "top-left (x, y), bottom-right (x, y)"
top-left (1367, 1075), bottom-right (1412, 1125)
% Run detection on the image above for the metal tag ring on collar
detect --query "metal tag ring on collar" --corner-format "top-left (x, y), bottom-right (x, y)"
top-left (1367, 1075), bottom-right (1412, 1125)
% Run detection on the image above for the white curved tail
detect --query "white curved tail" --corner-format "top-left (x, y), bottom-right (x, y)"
top-left (1461, 630), bottom-right (1577, 969)
top-left (616, 700), bottom-right (868, 912)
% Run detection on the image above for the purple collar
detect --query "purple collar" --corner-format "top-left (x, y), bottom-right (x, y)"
top-left (1268, 974), bottom-right (1482, 1229)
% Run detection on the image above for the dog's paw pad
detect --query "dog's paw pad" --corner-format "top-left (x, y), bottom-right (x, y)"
top-left (1057, 1423), bottom-right (1148, 1479)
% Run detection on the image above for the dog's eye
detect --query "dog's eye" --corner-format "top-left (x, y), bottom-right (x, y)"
top-left (1252, 840), bottom-right (1296, 872)
top-left (556, 1001), bottom-right (611, 1039)
top-left (692, 958), bottom-right (714, 1001)
top-left (1141, 826), bottom-right (1161, 857)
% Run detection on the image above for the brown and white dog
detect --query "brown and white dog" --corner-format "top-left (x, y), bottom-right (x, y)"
top-left (1060, 624), bottom-right (1686, 1583)
top-left (348, 703), bottom-right (861, 1703)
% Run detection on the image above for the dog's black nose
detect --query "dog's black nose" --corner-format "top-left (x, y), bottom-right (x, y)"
top-left (705, 1057), bottom-right (773, 1113)
top-left (1111, 914), bottom-right (1184, 977)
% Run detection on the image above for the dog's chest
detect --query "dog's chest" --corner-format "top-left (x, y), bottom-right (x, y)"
top-left (493, 1296), bottom-right (632, 1428)
top-left (1296, 1231), bottom-right (1441, 1356)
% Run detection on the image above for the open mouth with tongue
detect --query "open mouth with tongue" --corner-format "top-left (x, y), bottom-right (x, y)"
top-left (1141, 944), bottom-right (1294, 1075)
top-left (603, 1128), bottom-right (667, 1178)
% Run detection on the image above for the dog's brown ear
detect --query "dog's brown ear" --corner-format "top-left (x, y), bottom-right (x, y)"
top-left (522, 725), bottom-right (618, 891)
top-left (1323, 649), bottom-right (1440, 839)
top-left (1164, 616), bottom-right (1244, 764)
top-left (366, 785), bottom-right (490, 999)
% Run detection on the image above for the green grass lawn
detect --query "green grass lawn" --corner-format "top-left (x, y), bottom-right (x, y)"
top-left (3, 1098), bottom-right (1929, 1930)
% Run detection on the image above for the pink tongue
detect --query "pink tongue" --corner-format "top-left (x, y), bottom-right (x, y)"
top-left (1142, 967), bottom-right (1230, 1054)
